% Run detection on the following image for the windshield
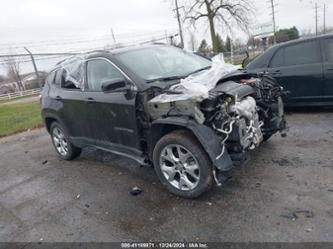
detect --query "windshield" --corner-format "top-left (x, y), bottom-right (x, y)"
top-left (116, 46), bottom-right (212, 82)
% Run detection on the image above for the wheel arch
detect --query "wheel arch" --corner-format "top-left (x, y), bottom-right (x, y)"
top-left (43, 114), bottom-right (65, 134)
top-left (148, 117), bottom-right (233, 172)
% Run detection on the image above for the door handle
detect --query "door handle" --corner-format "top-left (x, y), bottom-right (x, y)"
top-left (55, 96), bottom-right (62, 101)
top-left (327, 66), bottom-right (333, 71)
top-left (86, 97), bottom-right (96, 104)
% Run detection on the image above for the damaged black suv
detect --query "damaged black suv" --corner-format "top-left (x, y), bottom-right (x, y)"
top-left (41, 45), bottom-right (286, 198)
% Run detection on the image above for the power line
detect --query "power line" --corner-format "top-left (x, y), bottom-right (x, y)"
top-left (0, 34), bottom-right (178, 66)
top-left (0, 29), bottom-right (177, 50)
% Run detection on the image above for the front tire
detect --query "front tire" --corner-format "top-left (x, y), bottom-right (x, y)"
top-left (153, 130), bottom-right (213, 198)
top-left (50, 122), bottom-right (81, 160)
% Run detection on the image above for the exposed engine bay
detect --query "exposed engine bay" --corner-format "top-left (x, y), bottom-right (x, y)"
top-left (201, 75), bottom-right (286, 164)
top-left (146, 68), bottom-right (287, 176)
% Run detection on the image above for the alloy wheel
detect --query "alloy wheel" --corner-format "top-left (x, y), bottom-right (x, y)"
top-left (52, 127), bottom-right (68, 156)
top-left (159, 144), bottom-right (200, 191)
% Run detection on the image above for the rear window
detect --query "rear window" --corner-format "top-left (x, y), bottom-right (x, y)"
top-left (284, 41), bottom-right (319, 66)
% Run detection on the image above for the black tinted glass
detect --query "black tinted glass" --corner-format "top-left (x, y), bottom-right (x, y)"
top-left (324, 38), bottom-right (333, 62)
top-left (284, 41), bottom-right (319, 66)
top-left (270, 49), bottom-right (284, 67)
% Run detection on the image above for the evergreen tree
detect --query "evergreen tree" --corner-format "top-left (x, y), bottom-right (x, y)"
top-left (198, 39), bottom-right (210, 55)
top-left (225, 36), bottom-right (231, 52)
top-left (216, 33), bottom-right (225, 53)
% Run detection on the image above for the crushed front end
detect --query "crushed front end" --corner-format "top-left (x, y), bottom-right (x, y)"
top-left (146, 57), bottom-right (287, 185)
top-left (201, 74), bottom-right (287, 168)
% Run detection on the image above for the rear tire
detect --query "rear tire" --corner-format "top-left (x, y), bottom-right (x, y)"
top-left (153, 130), bottom-right (213, 198)
top-left (50, 122), bottom-right (81, 160)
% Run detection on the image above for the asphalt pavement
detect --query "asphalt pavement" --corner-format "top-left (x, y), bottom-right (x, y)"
top-left (0, 111), bottom-right (332, 242)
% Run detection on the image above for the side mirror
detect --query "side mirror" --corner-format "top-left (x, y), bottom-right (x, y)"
top-left (101, 78), bottom-right (128, 92)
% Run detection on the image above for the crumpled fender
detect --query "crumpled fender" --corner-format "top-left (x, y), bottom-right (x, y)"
top-left (151, 116), bottom-right (233, 172)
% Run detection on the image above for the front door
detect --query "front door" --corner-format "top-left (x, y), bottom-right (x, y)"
top-left (267, 40), bottom-right (324, 104)
top-left (84, 58), bottom-right (141, 156)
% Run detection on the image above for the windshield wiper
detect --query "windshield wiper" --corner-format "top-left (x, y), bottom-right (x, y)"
top-left (146, 76), bottom-right (185, 83)
top-left (186, 66), bottom-right (211, 77)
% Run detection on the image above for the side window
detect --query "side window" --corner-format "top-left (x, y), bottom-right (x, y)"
top-left (323, 38), bottom-right (333, 62)
top-left (87, 59), bottom-right (125, 91)
top-left (269, 48), bottom-right (284, 67)
top-left (284, 41), bottom-right (319, 66)
top-left (60, 69), bottom-right (81, 90)
top-left (45, 71), bottom-right (56, 85)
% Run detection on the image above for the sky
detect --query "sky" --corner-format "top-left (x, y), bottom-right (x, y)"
top-left (0, 0), bottom-right (332, 75)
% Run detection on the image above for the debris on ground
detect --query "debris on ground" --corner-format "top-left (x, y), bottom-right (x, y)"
top-left (280, 210), bottom-right (314, 221)
top-left (206, 202), bottom-right (213, 206)
top-left (294, 210), bottom-right (314, 218)
top-left (84, 204), bottom-right (90, 208)
top-left (130, 186), bottom-right (143, 196)
top-left (75, 194), bottom-right (81, 199)
top-left (42, 160), bottom-right (48, 165)
top-left (280, 212), bottom-right (297, 221)
top-left (328, 189), bottom-right (333, 192)
top-left (305, 228), bottom-right (313, 232)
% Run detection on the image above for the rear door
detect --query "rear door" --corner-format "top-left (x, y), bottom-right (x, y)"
top-left (321, 37), bottom-right (333, 102)
top-left (50, 69), bottom-right (91, 142)
top-left (84, 58), bottom-right (141, 155)
top-left (267, 40), bottom-right (324, 104)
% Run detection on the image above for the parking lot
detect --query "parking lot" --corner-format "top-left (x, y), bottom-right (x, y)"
top-left (0, 111), bottom-right (332, 242)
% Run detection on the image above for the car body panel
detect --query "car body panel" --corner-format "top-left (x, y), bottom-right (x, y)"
top-left (41, 45), bottom-right (286, 176)
top-left (246, 34), bottom-right (333, 106)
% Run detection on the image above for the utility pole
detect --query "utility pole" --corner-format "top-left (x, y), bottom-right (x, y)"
top-left (323, 3), bottom-right (326, 34)
top-left (110, 28), bottom-right (117, 44)
top-left (315, 3), bottom-right (318, 35)
top-left (270, 0), bottom-right (277, 44)
top-left (174, 0), bottom-right (184, 48)
top-left (24, 47), bottom-right (40, 88)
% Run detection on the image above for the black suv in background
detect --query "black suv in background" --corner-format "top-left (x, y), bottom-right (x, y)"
top-left (246, 34), bottom-right (333, 106)
top-left (41, 45), bottom-right (286, 198)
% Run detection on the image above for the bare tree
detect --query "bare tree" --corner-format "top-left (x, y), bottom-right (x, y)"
top-left (5, 56), bottom-right (24, 91)
top-left (184, 0), bottom-right (253, 54)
